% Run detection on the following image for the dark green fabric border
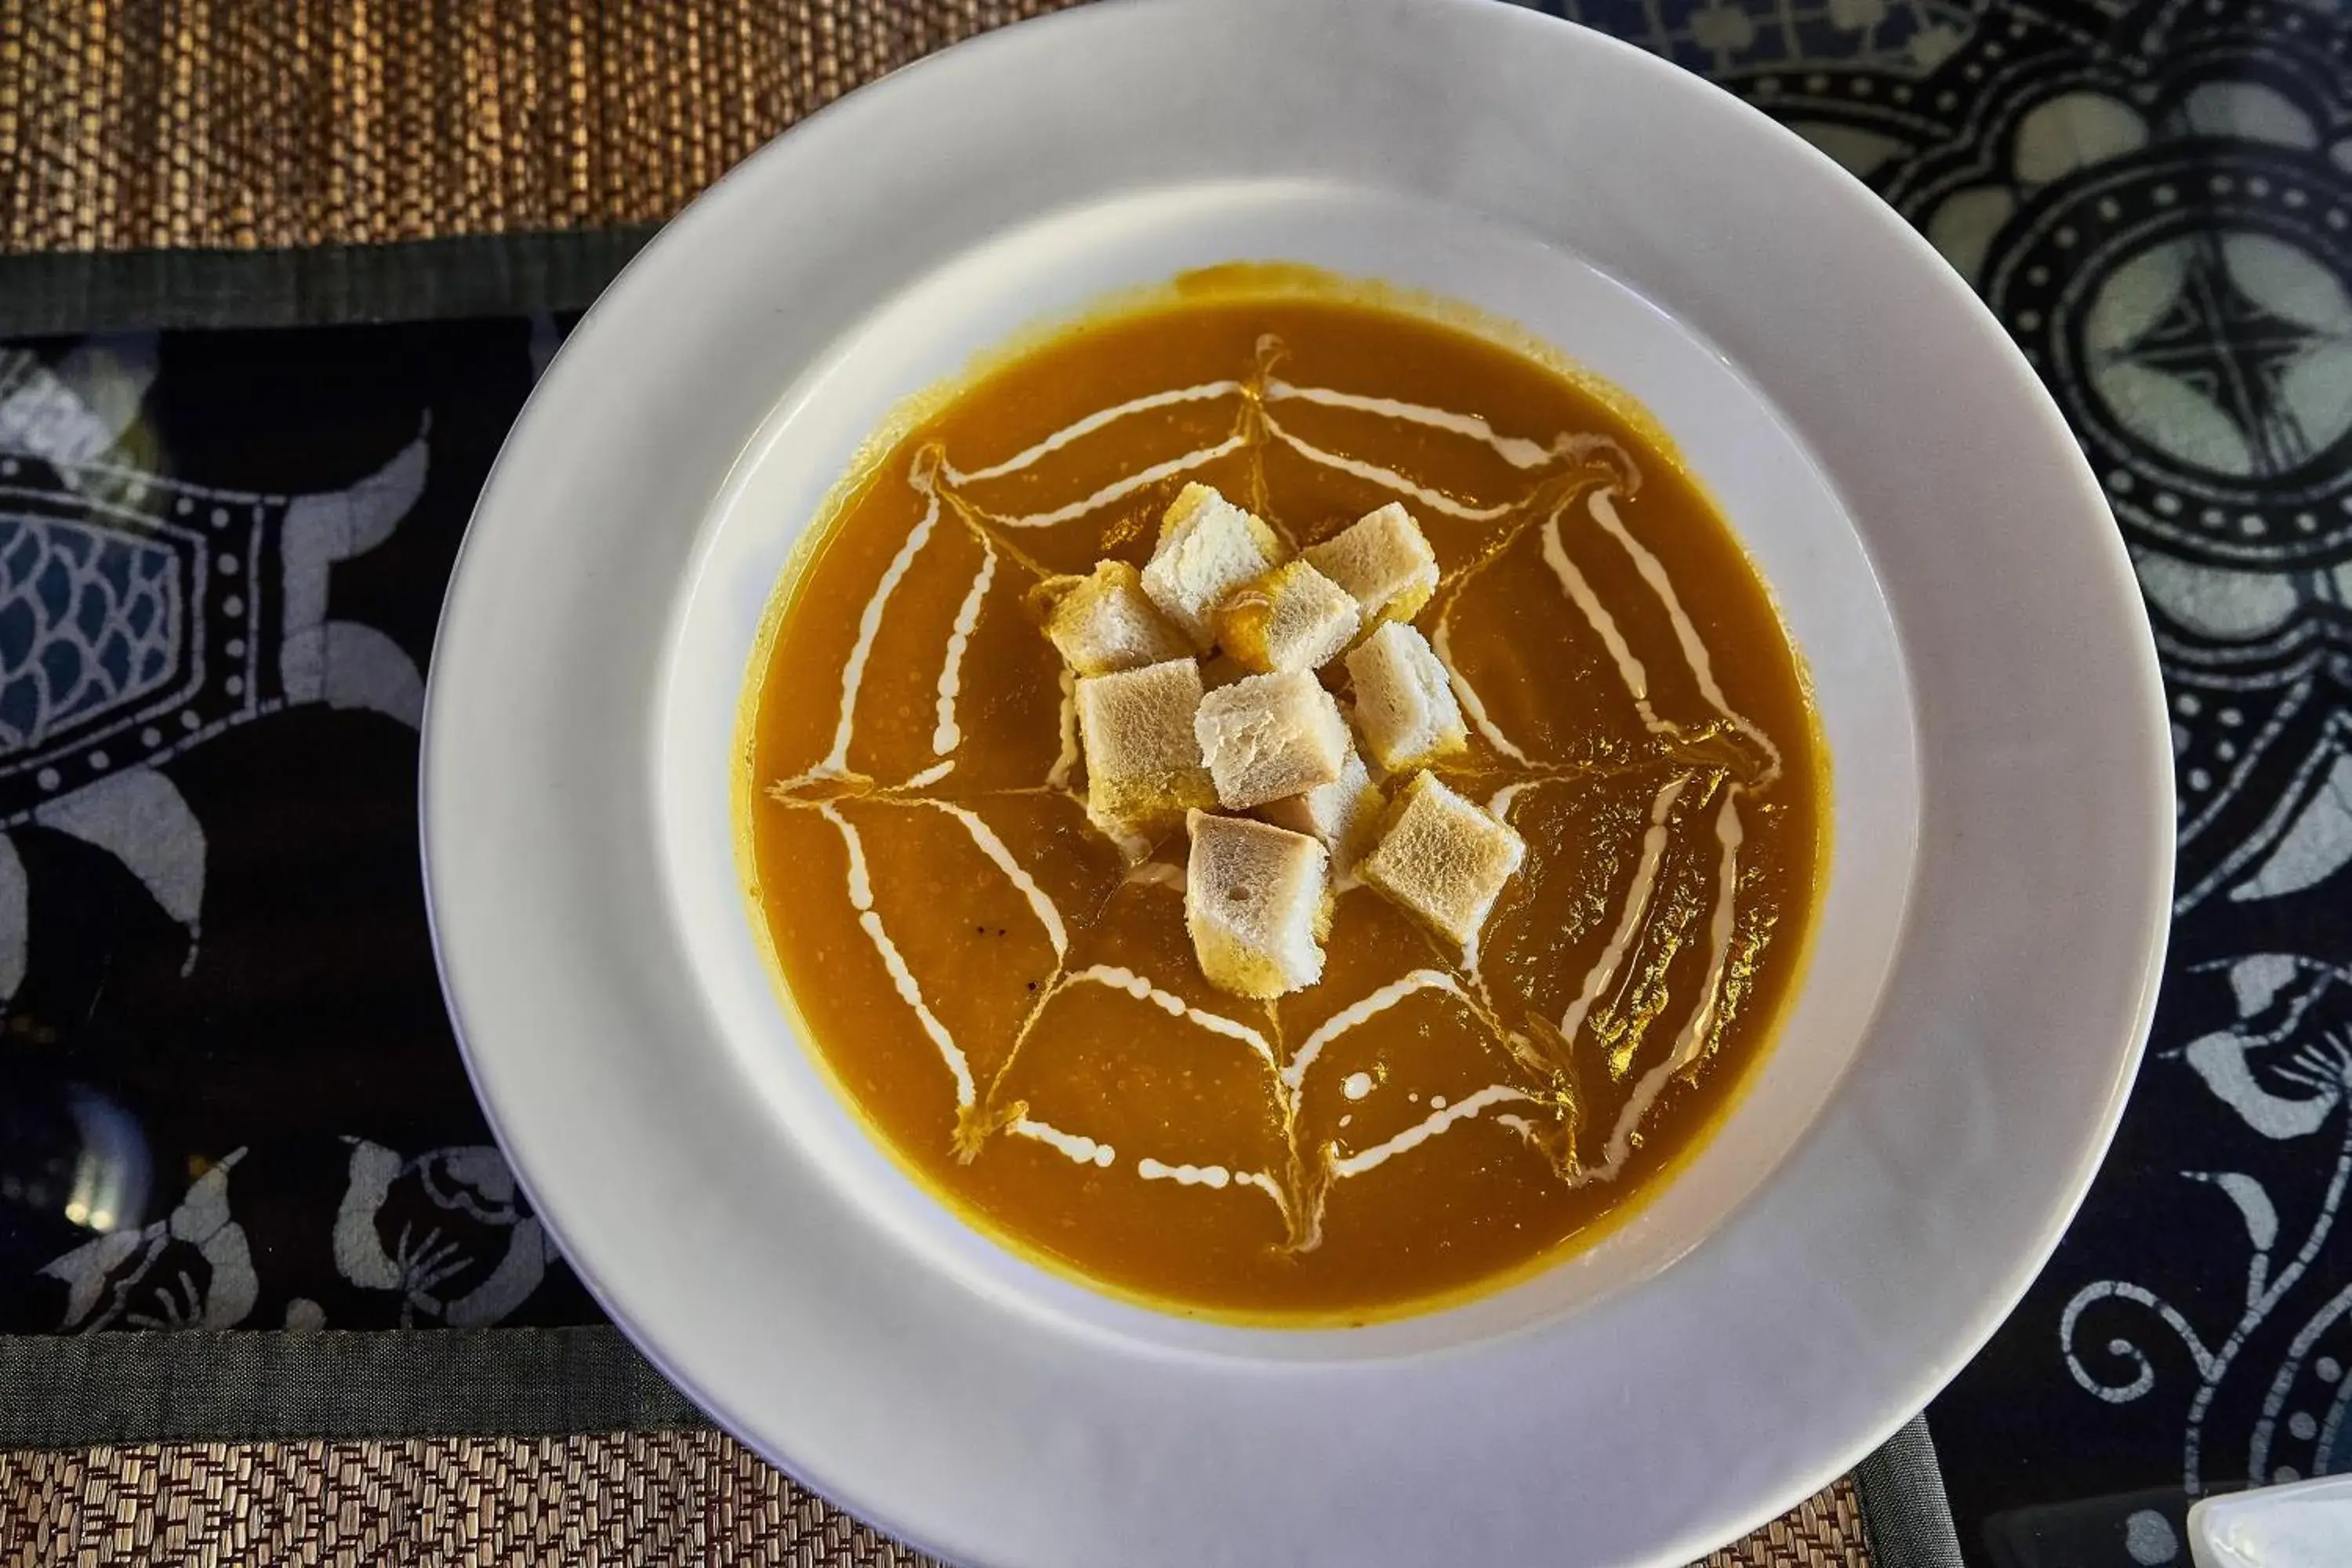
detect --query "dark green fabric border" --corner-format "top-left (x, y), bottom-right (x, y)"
top-left (0, 228), bottom-right (660, 337)
top-left (0, 1326), bottom-right (704, 1447)
top-left (1856, 1417), bottom-right (1965, 1568)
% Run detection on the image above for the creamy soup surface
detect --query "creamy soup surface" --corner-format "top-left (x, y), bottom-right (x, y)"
top-left (740, 274), bottom-right (1826, 1322)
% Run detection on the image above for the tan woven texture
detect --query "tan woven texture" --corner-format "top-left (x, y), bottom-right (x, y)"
top-left (0, 4), bottom-right (1870, 1563)
top-left (0, 1428), bottom-right (1871, 1566)
top-left (1, 0), bottom-right (1074, 252)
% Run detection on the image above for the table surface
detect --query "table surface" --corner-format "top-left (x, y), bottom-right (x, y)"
top-left (1, 2), bottom-right (2349, 1566)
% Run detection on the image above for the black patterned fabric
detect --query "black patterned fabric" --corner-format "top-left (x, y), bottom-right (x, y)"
top-left (0, 320), bottom-right (597, 1336)
top-left (1508, 3), bottom-right (2352, 1563)
top-left (0, 5), bottom-right (2347, 1566)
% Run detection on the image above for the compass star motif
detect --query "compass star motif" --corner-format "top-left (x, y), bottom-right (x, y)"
top-left (2089, 230), bottom-right (2352, 480)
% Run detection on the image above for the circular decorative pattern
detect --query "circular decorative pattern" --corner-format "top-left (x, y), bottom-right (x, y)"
top-left (2220, 1300), bottom-right (2352, 1485)
top-left (2123, 1508), bottom-right (2179, 1566)
top-left (1991, 148), bottom-right (2352, 568)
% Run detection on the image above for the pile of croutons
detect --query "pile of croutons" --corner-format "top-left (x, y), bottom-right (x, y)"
top-left (1036, 483), bottom-right (1526, 1000)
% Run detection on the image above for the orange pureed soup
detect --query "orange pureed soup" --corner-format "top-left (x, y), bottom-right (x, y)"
top-left (739, 274), bottom-right (1825, 1322)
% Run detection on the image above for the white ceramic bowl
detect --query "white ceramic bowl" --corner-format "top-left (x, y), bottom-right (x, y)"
top-left (422, 2), bottom-right (2173, 1563)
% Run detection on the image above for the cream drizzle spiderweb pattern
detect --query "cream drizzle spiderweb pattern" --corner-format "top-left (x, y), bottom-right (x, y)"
top-left (764, 334), bottom-right (1791, 1251)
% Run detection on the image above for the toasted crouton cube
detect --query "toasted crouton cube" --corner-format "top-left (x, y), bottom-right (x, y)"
top-left (1195, 670), bottom-right (1351, 811)
top-left (1358, 771), bottom-right (1526, 949)
top-left (1185, 811), bottom-right (1330, 997)
top-left (1258, 745), bottom-right (1385, 873)
top-left (1345, 621), bottom-right (1468, 772)
top-left (1302, 503), bottom-right (1439, 625)
top-left (1076, 658), bottom-right (1215, 837)
top-left (1141, 483), bottom-right (1288, 650)
top-left (1036, 561), bottom-right (1192, 675)
top-left (1214, 560), bottom-right (1361, 675)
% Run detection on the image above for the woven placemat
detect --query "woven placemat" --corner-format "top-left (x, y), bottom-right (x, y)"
top-left (0, 3), bottom-right (1890, 1563)
top-left (0, 1429), bottom-right (1870, 1567)
top-left (2, 0), bottom-right (1072, 254)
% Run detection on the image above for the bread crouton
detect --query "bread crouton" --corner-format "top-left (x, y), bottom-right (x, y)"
top-left (1357, 771), bottom-right (1526, 949)
top-left (1185, 811), bottom-right (1330, 997)
top-left (1256, 744), bottom-right (1385, 873)
top-left (1036, 560), bottom-right (1192, 675)
top-left (1214, 559), bottom-right (1360, 675)
top-left (1194, 670), bottom-right (1351, 811)
top-left (1302, 502), bottom-right (1439, 626)
top-left (1076, 657), bottom-right (1215, 837)
top-left (1141, 483), bottom-right (1287, 650)
top-left (1345, 620), bottom-right (1468, 772)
